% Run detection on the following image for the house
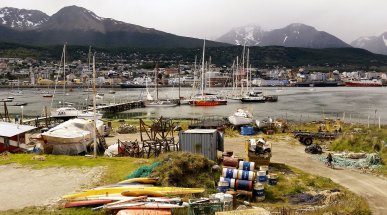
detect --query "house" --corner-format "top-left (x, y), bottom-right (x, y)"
top-left (0, 122), bottom-right (36, 153)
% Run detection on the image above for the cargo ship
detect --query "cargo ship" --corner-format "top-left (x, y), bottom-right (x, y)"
top-left (344, 79), bottom-right (383, 87)
top-left (295, 81), bottom-right (338, 87)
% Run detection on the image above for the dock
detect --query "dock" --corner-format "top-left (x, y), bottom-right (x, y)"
top-left (21, 100), bottom-right (145, 128)
top-left (89, 100), bottom-right (144, 113)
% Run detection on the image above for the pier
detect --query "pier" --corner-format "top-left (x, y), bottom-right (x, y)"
top-left (89, 100), bottom-right (144, 113)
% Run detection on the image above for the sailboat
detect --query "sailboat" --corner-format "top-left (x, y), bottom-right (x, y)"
top-left (144, 65), bottom-right (178, 107)
top-left (51, 44), bottom-right (81, 118)
top-left (190, 40), bottom-right (227, 106)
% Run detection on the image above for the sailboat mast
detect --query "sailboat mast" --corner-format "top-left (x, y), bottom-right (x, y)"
top-left (246, 48), bottom-right (250, 92)
top-left (236, 56), bottom-right (239, 95)
top-left (92, 54), bottom-right (97, 158)
top-left (232, 60), bottom-right (235, 92)
top-left (201, 40), bottom-right (205, 96)
top-left (177, 61), bottom-right (181, 102)
top-left (62, 43), bottom-right (66, 106)
top-left (156, 63), bottom-right (159, 100)
top-left (208, 56), bottom-right (211, 90)
top-left (241, 45), bottom-right (245, 95)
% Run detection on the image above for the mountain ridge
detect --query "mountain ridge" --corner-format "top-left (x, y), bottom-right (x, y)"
top-left (0, 5), bottom-right (228, 48)
top-left (351, 32), bottom-right (387, 55)
top-left (217, 23), bottom-right (351, 49)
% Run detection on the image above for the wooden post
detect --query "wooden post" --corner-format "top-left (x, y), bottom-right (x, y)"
top-left (379, 117), bottom-right (381, 129)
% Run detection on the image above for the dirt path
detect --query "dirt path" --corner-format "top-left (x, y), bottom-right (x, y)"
top-left (0, 165), bottom-right (103, 211)
top-left (224, 136), bottom-right (387, 215)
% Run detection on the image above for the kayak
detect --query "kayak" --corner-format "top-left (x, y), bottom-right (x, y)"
top-left (63, 187), bottom-right (204, 199)
top-left (104, 202), bottom-right (186, 210)
top-left (118, 178), bottom-right (158, 184)
top-left (64, 199), bottom-right (114, 208)
top-left (116, 209), bottom-right (172, 215)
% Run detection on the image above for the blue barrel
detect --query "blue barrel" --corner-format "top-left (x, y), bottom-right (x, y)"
top-left (268, 173), bottom-right (278, 185)
top-left (257, 170), bottom-right (267, 182)
top-left (237, 170), bottom-right (255, 181)
top-left (235, 179), bottom-right (253, 191)
top-left (222, 168), bottom-right (238, 179)
top-left (217, 181), bottom-right (229, 193)
top-left (241, 126), bottom-right (254, 135)
top-left (220, 177), bottom-right (236, 189)
top-left (239, 161), bottom-right (255, 171)
top-left (253, 183), bottom-right (265, 201)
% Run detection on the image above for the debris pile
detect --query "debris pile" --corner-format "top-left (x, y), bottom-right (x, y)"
top-left (305, 144), bottom-right (323, 154)
top-left (151, 152), bottom-right (217, 189)
top-left (116, 124), bottom-right (137, 134)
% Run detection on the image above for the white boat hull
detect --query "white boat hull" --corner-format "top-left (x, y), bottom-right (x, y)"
top-left (144, 100), bottom-right (178, 107)
top-left (228, 115), bottom-right (253, 126)
top-left (51, 108), bottom-right (80, 118)
top-left (42, 119), bottom-right (104, 144)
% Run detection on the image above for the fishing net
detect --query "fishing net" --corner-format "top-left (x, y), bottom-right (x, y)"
top-left (288, 193), bottom-right (325, 204)
top-left (314, 153), bottom-right (383, 169)
top-left (125, 161), bottom-right (161, 179)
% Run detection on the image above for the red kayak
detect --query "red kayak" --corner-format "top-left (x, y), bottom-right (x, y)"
top-left (64, 199), bottom-right (114, 208)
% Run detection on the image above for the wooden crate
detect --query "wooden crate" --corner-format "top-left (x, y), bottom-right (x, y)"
top-left (245, 141), bottom-right (271, 166)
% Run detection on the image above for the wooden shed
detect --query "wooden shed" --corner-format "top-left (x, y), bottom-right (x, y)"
top-left (0, 122), bottom-right (36, 153)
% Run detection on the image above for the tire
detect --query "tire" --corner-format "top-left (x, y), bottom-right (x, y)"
top-left (304, 137), bottom-right (313, 146)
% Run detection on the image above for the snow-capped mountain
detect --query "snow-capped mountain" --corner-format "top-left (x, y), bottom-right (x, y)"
top-left (217, 23), bottom-right (350, 48)
top-left (351, 32), bottom-right (387, 55)
top-left (0, 5), bottom-right (226, 48)
top-left (0, 7), bottom-right (49, 30)
top-left (217, 25), bottom-right (264, 46)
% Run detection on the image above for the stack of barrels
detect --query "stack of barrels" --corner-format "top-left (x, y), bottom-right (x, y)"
top-left (219, 158), bottom-right (256, 198)
top-left (219, 154), bottom-right (278, 202)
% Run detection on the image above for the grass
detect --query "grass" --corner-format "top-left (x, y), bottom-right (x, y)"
top-left (258, 163), bottom-right (371, 215)
top-left (0, 153), bottom-right (153, 185)
top-left (330, 125), bottom-right (387, 177)
top-left (0, 154), bottom-right (154, 215)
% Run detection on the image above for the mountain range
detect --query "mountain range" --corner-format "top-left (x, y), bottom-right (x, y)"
top-left (350, 32), bottom-right (387, 55)
top-left (1, 6), bottom-right (387, 55)
top-left (216, 24), bottom-right (351, 49)
top-left (0, 6), bottom-right (225, 48)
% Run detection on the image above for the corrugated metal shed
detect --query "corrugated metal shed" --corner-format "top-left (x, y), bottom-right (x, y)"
top-left (179, 129), bottom-right (224, 161)
top-left (0, 122), bottom-right (36, 137)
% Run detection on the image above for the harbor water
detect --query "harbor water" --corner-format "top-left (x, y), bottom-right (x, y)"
top-left (1, 87), bottom-right (387, 124)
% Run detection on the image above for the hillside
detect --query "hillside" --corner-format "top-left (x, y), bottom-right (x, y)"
top-left (1, 43), bottom-right (387, 69)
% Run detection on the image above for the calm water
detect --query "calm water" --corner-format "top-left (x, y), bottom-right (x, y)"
top-left (1, 87), bottom-right (387, 124)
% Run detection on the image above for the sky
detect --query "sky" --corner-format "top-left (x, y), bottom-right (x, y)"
top-left (1, 0), bottom-right (387, 43)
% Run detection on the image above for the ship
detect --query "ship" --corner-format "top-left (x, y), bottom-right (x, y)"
top-left (344, 79), bottom-right (383, 87)
top-left (295, 81), bottom-right (338, 87)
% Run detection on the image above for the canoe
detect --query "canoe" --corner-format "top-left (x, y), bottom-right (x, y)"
top-left (105, 202), bottom-right (185, 210)
top-left (63, 187), bottom-right (204, 199)
top-left (64, 199), bottom-right (114, 208)
top-left (116, 209), bottom-right (171, 215)
top-left (118, 178), bottom-right (158, 184)
top-left (92, 196), bottom-right (147, 211)
top-left (121, 188), bottom-right (204, 197)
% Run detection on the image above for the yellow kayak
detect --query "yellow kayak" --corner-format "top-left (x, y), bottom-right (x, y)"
top-left (118, 178), bottom-right (158, 184)
top-left (63, 187), bottom-right (204, 199)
